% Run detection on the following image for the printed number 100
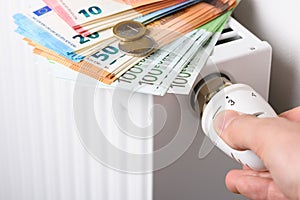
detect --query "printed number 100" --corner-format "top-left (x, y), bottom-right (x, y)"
top-left (79, 6), bottom-right (102, 18)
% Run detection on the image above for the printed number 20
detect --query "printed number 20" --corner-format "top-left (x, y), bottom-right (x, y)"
top-left (73, 32), bottom-right (100, 45)
top-left (79, 6), bottom-right (102, 18)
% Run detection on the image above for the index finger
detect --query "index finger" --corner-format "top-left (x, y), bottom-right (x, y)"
top-left (279, 106), bottom-right (300, 123)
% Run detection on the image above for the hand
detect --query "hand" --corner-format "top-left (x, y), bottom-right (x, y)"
top-left (213, 106), bottom-right (300, 200)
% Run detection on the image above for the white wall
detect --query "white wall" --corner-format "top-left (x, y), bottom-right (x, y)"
top-left (234, 0), bottom-right (300, 113)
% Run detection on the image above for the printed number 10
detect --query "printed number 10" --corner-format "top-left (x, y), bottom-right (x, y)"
top-left (79, 6), bottom-right (102, 18)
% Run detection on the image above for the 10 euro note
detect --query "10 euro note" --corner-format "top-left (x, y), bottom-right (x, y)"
top-left (79, 0), bottom-right (236, 37)
top-left (79, 0), bottom-right (202, 35)
top-left (43, 0), bottom-right (189, 36)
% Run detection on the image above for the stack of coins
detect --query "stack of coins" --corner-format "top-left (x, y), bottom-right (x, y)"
top-left (113, 20), bottom-right (156, 57)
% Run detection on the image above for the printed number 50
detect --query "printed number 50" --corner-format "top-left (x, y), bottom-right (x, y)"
top-left (91, 46), bottom-right (119, 62)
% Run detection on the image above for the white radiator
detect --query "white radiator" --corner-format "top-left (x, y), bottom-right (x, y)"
top-left (0, 15), bottom-right (271, 200)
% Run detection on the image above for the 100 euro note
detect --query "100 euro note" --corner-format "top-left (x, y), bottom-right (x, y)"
top-left (167, 10), bottom-right (233, 94)
top-left (109, 29), bottom-right (210, 95)
top-left (36, 10), bottom-right (232, 96)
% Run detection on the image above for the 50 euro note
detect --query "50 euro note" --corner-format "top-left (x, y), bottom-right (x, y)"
top-left (43, 0), bottom-right (190, 36)
top-left (27, 38), bottom-right (123, 84)
top-left (28, 26), bottom-right (205, 87)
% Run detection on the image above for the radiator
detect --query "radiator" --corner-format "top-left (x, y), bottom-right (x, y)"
top-left (0, 17), bottom-right (271, 200)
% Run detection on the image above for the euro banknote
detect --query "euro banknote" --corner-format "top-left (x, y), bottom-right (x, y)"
top-left (13, 0), bottom-right (239, 96)
top-left (168, 11), bottom-right (232, 94)
top-left (94, 0), bottom-right (237, 84)
top-left (29, 26), bottom-right (206, 86)
top-left (33, 11), bottom-right (232, 96)
top-left (13, 3), bottom-right (186, 62)
top-left (13, 5), bottom-right (105, 62)
top-left (79, 0), bottom-right (202, 35)
top-left (14, 0), bottom-right (235, 63)
top-left (14, 0), bottom-right (236, 67)
top-left (43, 0), bottom-right (191, 36)
top-left (114, 11), bottom-right (232, 95)
top-left (92, 0), bottom-right (237, 84)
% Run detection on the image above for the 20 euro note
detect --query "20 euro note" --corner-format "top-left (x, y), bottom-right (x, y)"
top-left (43, 0), bottom-right (190, 36)
top-left (13, 2), bottom-right (180, 61)
top-left (13, 4), bottom-right (117, 62)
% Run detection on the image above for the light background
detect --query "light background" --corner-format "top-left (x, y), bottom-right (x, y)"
top-left (234, 0), bottom-right (300, 112)
top-left (0, 0), bottom-right (299, 199)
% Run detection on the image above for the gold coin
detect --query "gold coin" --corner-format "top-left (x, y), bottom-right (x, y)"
top-left (119, 35), bottom-right (156, 57)
top-left (113, 20), bottom-right (147, 42)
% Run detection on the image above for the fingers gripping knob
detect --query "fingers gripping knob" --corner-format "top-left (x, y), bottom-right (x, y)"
top-left (192, 73), bottom-right (277, 170)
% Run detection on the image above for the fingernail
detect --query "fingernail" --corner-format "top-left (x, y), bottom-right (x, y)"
top-left (214, 110), bottom-right (240, 136)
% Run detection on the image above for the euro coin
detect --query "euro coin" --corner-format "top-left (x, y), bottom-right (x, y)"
top-left (113, 20), bottom-right (147, 42)
top-left (119, 35), bottom-right (156, 57)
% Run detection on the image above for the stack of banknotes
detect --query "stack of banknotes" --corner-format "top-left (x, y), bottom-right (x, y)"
top-left (13, 0), bottom-right (239, 96)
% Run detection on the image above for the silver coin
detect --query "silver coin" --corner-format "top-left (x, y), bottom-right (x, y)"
top-left (118, 35), bottom-right (156, 57)
top-left (113, 20), bottom-right (147, 42)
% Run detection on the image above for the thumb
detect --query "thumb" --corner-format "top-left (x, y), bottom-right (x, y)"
top-left (213, 110), bottom-right (262, 152)
top-left (213, 110), bottom-right (241, 137)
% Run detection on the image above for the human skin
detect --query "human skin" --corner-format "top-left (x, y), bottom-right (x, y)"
top-left (213, 106), bottom-right (300, 200)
